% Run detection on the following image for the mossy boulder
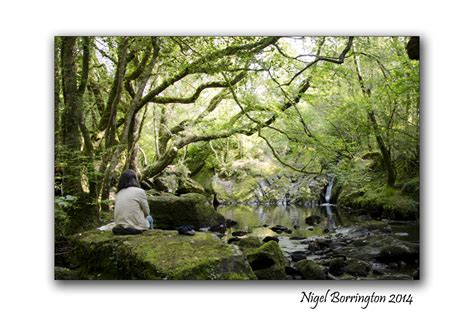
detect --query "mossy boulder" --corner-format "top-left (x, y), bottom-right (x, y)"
top-left (246, 241), bottom-right (286, 280)
top-left (340, 184), bottom-right (419, 220)
top-left (212, 175), bottom-right (259, 203)
top-left (176, 177), bottom-right (206, 195)
top-left (344, 259), bottom-right (371, 277)
top-left (328, 257), bottom-right (346, 276)
top-left (69, 230), bottom-right (256, 280)
top-left (376, 243), bottom-right (419, 264)
top-left (147, 193), bottom-right (225, 229)
top-left (237, 236), bottom-right (263, 254)
top-left (295, 259), bottom-right (326, 280)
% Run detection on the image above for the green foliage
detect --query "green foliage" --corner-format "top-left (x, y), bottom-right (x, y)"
top-left (340, 182), bottom-right (419, 220)
top-left (55, 36), bottom-right (419, 233)
top-left (54, 195), bottom-right (77, 238)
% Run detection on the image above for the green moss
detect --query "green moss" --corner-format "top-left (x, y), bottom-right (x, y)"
top-left (237, 236), bottom-right (263, 253)
top-left (295, 260), bottom-right (326, 280)
top-left (70, 230), bottom-right (256, 280)
top-left (212, 173), bottom-right (260, 203)
top-left (192, 166), bottom-right (215, 193)
top-left (401, 177), bottom-right (419, 198)
top-left (344, 259), bottom-right (371, 277)
top-left (360, 220), bottom-right (389, 230)
top-left (232, 176), bottom-right (258, 202)
top-left (222, 272), bottom-right (255, 280)
top-left (340, 184), bottom-right (419, 220)
top-left (148, 193), bottom-right (225, 229)
top-left (246, 241), bottom-right (286, 280)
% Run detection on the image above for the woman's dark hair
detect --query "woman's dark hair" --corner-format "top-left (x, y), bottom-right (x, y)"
top-left (117, 169), bottom-right (140, 192)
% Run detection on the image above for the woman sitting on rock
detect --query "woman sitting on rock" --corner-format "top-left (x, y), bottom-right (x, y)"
top-left (112, 169), bottom-right (153, 235)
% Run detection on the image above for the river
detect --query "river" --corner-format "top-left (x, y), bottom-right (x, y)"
top-left (217, 203), bottom-right (420, 280)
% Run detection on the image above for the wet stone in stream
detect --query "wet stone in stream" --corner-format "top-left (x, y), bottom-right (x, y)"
top-left (218, 204), bottom-right (419, 280)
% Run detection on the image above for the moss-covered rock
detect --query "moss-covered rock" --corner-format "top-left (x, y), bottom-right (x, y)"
top-left (344, 259), bottom-right (371, 277)
top-left (246, 241), bottom-right (286, 280)
top-left (237, 236), bottom-right (263, 254)
top-left (295, 260), bottom-right (326, 280)
top-left (69, 230), bottom-right (256, 280)
top-left (339, 184), bottom-right (419, 220)
top-left (376, 243), bottom-right (419, 264)
top-left (328, 257), bottom-right (346, 276)
top-left (176, 177), bottom-right (206, 195)
top-left (147, 193), bottom-right (225, 229)
top-left (212, 174), bottom-right (258, 203)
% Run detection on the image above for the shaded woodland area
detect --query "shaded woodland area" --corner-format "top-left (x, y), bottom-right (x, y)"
top-left (55, 36), bottom-right (419, 234)
top-left (54, 37), bottom-right (419, 280)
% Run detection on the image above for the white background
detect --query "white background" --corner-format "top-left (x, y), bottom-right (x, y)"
top-left (0, 0), bottom-right (472, 315)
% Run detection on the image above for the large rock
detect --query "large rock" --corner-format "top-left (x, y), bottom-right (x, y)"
top-left (376, 243), bottom-right (419, 264)
top-left (295, 260), bottom-right (326, 280)
top-left (344, 259), bottom-right (371, 277)
top-left (147, 193), bottom-right (225, 229)
top-left (246, 241), bottom-right (286, 280)
top-left (237, 236), bottom-right (263, 254)
top-left (332, 235), bottom-right (419, 266)
top-left (69, 230), bottom-right (256, 280)
top-left (328, 257), bottom-right (346, 276)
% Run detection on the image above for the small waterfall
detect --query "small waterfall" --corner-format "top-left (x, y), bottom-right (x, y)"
top-left (325, 176), bottom-right (334, 204)
top-left (325, 204), bottom-right (337, 231)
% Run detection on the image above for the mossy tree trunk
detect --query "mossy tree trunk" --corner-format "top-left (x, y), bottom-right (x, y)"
top-left (58, 36), bottom-right (99, 233)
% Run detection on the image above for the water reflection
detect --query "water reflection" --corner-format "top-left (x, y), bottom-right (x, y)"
top-left (217, 204), bottom-right (345, 234)
top-left (217, 204), bottom-right (419, 243)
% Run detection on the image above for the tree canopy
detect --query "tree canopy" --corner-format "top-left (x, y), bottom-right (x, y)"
top-left (54, 36), bottom-right (419, 233)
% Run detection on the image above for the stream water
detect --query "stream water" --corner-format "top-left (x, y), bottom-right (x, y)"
top-left (217, 203), bottom-right (419, 279)
top-left (218, 204), bottom-right (418, 242)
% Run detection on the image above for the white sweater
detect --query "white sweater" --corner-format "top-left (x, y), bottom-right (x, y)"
top-left (114, 187), bottom-right (150, 230)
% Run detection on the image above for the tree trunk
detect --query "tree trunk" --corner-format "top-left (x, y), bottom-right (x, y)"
top-left (60, 37), bottom-right (83, 196)
top-left (59, 36), bottom-right (99, 233)
top-left (353, 44), bottom-right (396, 187)
top-left (368, 111), bottom-right (396, 187)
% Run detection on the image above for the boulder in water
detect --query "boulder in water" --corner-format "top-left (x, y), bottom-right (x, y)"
top-left (246, 241), bottom-right (286, 280)
top-left (291, 251), bottom-right (307, 262)
top-left (376, 243), bottom-right (419, 264)
top-left (227, 237), bottom-right (240, 244)
top-left (225, 219), bottom-right (238, 228)
top-left (295, 259), bottom-right (326, 280)
top-left (308, 238), bottom-right (331, 252)
top-left (209, 223), bottom-right (226, 234)
top-left (305, 215), bottom-right (321, 225)
top-left (270, 225), bottom-right (289, 234)
top-left (237, 236), bottom-right (263, 252)
top-left (289, 236), bottom-right (306, 241)
top-left (328, 257), bottom-right (346, 276)
top-left (344, 259), bottom-right (371, 277)
top-left (262, 236), bottom-right (279, 243)
top-left (232, 231), bottom-right (248, 237)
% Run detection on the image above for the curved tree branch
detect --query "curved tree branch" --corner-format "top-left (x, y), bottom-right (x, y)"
top-left (285, 36), bottom-right (354, 86)
top-left (137, 37), bottom-right (279, 112)
top-left (258, 130), bottom-right (318, 174)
